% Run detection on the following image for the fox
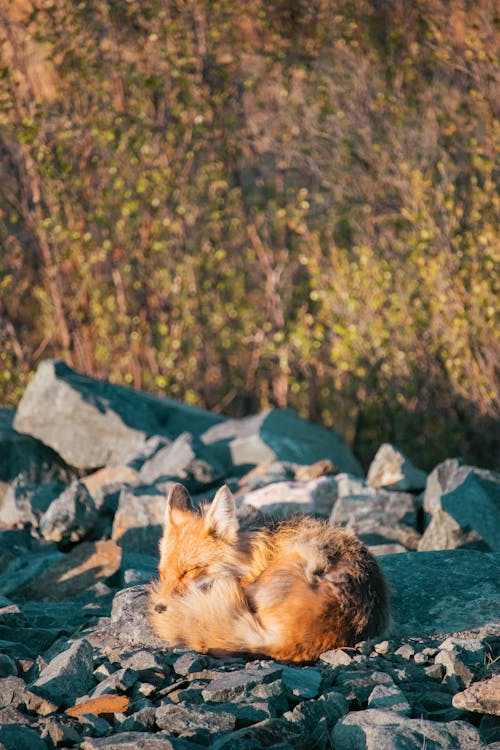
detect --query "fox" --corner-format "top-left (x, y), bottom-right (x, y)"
top-left (149, 483), bottom-right (390, 662)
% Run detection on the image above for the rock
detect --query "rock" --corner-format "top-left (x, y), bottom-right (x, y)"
top-left (320, 649), bottom-right (353, 668)
top-left (418, 459), bottom-right (500, 552)
top-left (39, 481), bottom-right (98, 543)
top-left (80, 733), bottom-right (181, 750)
top-left (201, 408), bottom-right (363, 476)
top-left (367, 444), bottom-right (427, 491)
top-left (453, 674), bottom-right (500, 716)
top-left (0, 547), bottom-right (63, 598)
top-left (38, 718), bottom-right (82, 748)
top-left (202, 665), bottom-right (282, 702)
top-left (380, 549), bottom-right (500, 637)
top-left (0, 407), bottom-right (71, 484)
top-left (332, 709), bottom-right (484, 749)
top-left (0, 477), bottom-right (65, 529)
top-left (82, 466), bottom-right (139, 511)
top-left (210, 716), bottom-right (307, 749)
top-left (240, 476), bottom-right (338, 517)
top-left (13, 360), bottom-right (223, 470)
top-left (16, 540), bottom-right (121, 602)
top-left (330, 476), bottom-right (420, 549)
top-left (107, 585), bottom-right (164, 649)
top-left (435, 637), bottom-right (487, 689)
top-left (111, 487), bottom-right (165, 555)
top-left (30, 638), bottom-right (95, 708)
top-left (332, 668), bottom-right (395, 704)
top-left (367, 684), bottom-right (412, 715)
top-left (281, 665), bottom-right (322, 699)
top-left (0, 654), bottom-right (17, 677)
top-left (155, 701), bottom-right (236, 741)
top-left (137, 432), bottom-right (224, 490)
top-left (91, 667), bottom-right (137, 697)
top-left (0, 725), bottom-right (48, 750)
top-left (0, 596), bottom-right (28, 627)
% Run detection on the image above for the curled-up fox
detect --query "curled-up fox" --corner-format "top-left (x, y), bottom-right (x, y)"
top-left (149, 483), bottom-right (389, 662)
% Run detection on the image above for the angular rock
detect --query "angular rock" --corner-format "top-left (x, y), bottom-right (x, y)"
top-left (381, 549), bottom-right (500, 637)
top-left (90, 667), bottom-right (137, 697)
top-left (82, 466), bottom-right (139, 511)
top-left (202, 408), bottom-right (363, 476)
top-left (0, 407), bottom-right (71, 484)
top-left (435, 637), bottom-right (487, 689)
top-left (80, 733), bottom-right (181, 750)
top-left (30, 638), bottom-right (95, 708)
top-left (0, 547), bottom-right (63, 598)
top-left (137, 432), bottom-right (225, 490)
top-left (330, 476), bottom-right (420, 549)
top-left (211, 717), bottom-right (307, 749)
top-left (453, 674), bottom-right (500, 716)
top-left (281, 665), bottom-right (322, 699)
top-left (240, 476), bottom-right (338, 517)
top-left (419, 459), bottom-right (500, 552)
top-left (332, 668), bottom-right (395, 704)
top-left (202, 665), bottom-right (282, 702)
top-left (39, 481), bottom-right (98, 543)
top-left (367, 684), bottom-right (412, 715)
top-left (367, 444), bottom-right (427, 492)
top-left (107, 585), bottom-right (164, 649)
top-left (155, 701), bottom-right (236, 741)
top-left (16, 540), bottom-right (121, 602)
top-left (13, 360), bottom-right (223, 470)
top-left (111, 486), bottom-right (165, 555)
top-left (0, 724), bottom-right (48, 750)
top-left (332, 709), bottom-right (484, 749)
top-left (0, 476), bottom-right (65, 529)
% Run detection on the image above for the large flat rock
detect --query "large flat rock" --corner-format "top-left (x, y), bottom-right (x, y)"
top-left (380, 549), bottom-right (500, 637)
top-left (13, 360), bottom-right (225, 470)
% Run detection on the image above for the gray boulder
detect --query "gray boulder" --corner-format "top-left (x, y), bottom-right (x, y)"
top-left (240, 476), bottom-right (338, 518)
top-left (367, 443), bottom-right (427, 491)
top-left (330, 475), bottom-right (420, 550)
top-left (13, 360), bottom-right (224, 470)
top-left (332, 709), bottom-right (484, 749)
top-left (380, 549), bottom-right (500, 637)
top-left (137, 432), bottom-right (225, 490)
top-left (0, 476), bottom-right (65, 529)
top-left (111, 486), bottom-right (165, 555)
top-left (30, 638), bottom-right (95, 708)
top-left (419, 459), bottom-right (500, 551)
top-left (202, 408), bottom-right (363, 476)
top-left (39, 481), bottom-right (98, 543)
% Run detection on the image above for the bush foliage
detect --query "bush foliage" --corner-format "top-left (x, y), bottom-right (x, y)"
top-left (0, 0), bottom-right (498, 468)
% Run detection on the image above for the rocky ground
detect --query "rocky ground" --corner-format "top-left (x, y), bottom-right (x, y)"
top-left (0, 359), bottom-right (499, 749)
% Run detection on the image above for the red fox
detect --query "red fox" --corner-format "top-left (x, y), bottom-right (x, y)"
top-left (149, 483), bottom-right (389, 662)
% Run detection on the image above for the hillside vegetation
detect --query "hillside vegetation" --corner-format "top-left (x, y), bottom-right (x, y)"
top-left (0, 0), bottom-right (498, 469)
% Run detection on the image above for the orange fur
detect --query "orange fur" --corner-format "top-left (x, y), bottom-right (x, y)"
top-left (149, 483), bottom-right (390, 662)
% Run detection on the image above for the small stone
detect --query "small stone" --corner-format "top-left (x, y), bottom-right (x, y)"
top-left (424, 663), bottom-right (446, 681)
top-left (373, 640), bottom-right (390, 655)
top-left (39, 718), bottom-right (82, 747)
top-left (81, 466), bottom-right (139, 510)
top-left (414, 651), bottom-right (429, 664)
top-left (172, 651), bottom-right (208, 676)
top-left (394, 644), bottom-right (415, 661)
top-left (114, 706), bottom-right (157, 732)
top-left (91, 667), bottom-right (137, 697)
top-left (39, 481), bottom-right (98, 543)
top-left (320, 649), bottom-right (353, 667)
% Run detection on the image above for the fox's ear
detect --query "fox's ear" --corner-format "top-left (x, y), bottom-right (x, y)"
top-left (164, 483), bottom-right (195, 527)
top-left (204, 485), bottom-right (238, 541)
